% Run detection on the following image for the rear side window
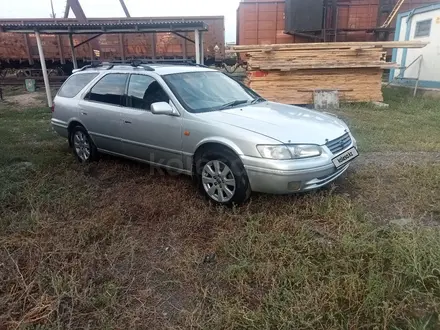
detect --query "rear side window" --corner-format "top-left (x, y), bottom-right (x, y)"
top-left (87, 73), bottom-right (128, 106)
top-left (58, 73), bottom-right (98, 98)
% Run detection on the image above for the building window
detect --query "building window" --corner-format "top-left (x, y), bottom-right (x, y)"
top-left (414, 19), bottom-right (432, 38)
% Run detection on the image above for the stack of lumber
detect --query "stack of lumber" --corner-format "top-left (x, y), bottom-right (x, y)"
top-left (247, 68), bottom-right (383, 104)
top-left (230, 41), bottom-right (428, 104)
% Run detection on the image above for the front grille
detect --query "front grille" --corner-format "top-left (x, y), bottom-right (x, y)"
top-left (326, 133), bottom-right (352, 155)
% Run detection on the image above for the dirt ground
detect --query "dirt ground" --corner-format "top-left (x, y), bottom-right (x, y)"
top-left (5, 93), bottom-right (46, 108)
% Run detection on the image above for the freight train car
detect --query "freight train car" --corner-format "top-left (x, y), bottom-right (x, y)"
top-left (0, 16), bottom-right (225, 75)
top-left (237, 0), bottom-right (439, 45)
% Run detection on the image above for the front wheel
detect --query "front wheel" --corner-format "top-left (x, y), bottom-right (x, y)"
top-left (196, 149), bottom-right (251, 206)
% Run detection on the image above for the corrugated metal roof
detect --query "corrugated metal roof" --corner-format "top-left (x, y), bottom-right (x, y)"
top-left (0, 20), bottom-right (209, 34)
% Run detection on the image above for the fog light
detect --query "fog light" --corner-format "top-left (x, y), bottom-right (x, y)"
top-left (287, 181), bottom-right (302, 191)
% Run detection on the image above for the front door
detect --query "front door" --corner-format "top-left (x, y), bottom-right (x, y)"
top-left (119, 74), bottom-right (183, 171)
top-left (78, 73), bottom-right (129, 154)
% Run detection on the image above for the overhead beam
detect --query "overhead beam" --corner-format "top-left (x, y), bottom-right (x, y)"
top-left (67, 0), bottom-right (101, 55)
top-left (5, 27), bottom-right (208, 34)
top-left (119, 0), bottom-right (131, 17)
top-left (171, 31), bottom-right (195, 43)
top-left (64, 2), bottom-right (70, 18)
top-left (290, 31), bottom-right (323, 41)
top-left (67, 0), bottom-right (87, 22)
top-left (74, 33), bottom-right (103, 48)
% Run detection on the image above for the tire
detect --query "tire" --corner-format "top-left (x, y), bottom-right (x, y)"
top-left (70, 126), bottom-right (99, 163)
top-left (195, 148), bottom-right (251, 206)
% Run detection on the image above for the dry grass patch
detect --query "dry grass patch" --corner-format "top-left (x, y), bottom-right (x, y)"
top-left (337, 87), bottom-right (440, 152)
top-left (1, 90), bottom-right (440, 329)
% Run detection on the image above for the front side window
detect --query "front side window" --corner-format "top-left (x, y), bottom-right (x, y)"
top-left (414, 19), bottom-right (432, 38)
top-left (87, 73), bottom-right (128, 106)
top-left (162, 71), bottom-right (261, 113)
top-left (127, 74), bottom-right (169, 110)
top-left (58, 73), bottom-right (98, 98)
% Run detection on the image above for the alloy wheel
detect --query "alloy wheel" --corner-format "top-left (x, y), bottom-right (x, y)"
top-left (202, 160), bottom-right (236, 203)
top-left (73, 131), bottom-right (91, 162)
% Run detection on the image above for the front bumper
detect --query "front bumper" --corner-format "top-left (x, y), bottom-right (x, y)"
top-left (241, 148), bottom-right (355, 194)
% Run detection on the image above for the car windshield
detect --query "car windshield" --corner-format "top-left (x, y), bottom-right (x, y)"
top-left (162, 71), bottom-right (263, 113)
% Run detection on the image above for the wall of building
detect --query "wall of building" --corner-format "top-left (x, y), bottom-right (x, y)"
top-left (392, 4), bottom-right (440, 88)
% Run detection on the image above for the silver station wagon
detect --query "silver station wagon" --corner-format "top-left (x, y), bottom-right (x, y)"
top-left (51, 63), bottom-right (358, 205)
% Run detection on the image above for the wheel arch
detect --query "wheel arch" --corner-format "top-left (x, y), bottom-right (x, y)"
top-left (192, 138), bottom-right (244, 175)
top-left (67, 119), bottom-right (94, 147)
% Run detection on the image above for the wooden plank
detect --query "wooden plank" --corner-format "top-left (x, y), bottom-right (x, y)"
top-left (229, 41), bottom-right (429, 53)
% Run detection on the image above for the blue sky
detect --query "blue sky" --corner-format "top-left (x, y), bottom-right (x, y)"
top-left (0, 0), bottom-right (240, 42)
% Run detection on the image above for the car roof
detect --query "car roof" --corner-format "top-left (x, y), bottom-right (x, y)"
top-left (73, 64), bottom-right (217, 76)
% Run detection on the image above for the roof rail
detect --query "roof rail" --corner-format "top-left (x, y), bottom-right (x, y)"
top-left (74, 59), bottom-right (209, 73)
top-left (132, 59), bottom-right (209, 68)
top-left (129, 60), bottom-right (155, 71)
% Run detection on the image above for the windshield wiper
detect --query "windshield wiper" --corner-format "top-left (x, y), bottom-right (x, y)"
top-left (218, 100), bottom-right (249, 110)
top-left (250, 97), bottom-right (266, 105)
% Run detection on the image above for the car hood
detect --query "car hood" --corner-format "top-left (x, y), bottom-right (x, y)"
top-left (197, 102), bottom-right (348, 145)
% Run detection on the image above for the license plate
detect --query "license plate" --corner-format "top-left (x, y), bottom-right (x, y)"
top-left (332, 147), bottom-right (359, 168)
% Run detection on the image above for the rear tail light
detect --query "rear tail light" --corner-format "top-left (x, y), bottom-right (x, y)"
top-left (51, 102), bottom-right (55, 113)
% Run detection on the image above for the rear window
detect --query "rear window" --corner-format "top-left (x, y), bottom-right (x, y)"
top-left (58, 73), bottom-right (99, 98)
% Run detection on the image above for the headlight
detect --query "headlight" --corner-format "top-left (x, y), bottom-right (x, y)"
top-left (287, 145), bottom-right (322, 158)
top-left (257, 145), bottom-right (322, 159)
top-left (257, 145), bottom-right (292, 160)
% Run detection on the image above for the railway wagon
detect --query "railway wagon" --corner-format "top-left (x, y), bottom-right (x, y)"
top-left (237, 0), bottom-right (439, 45)
top-left (0, 16), bottom-right (225, 71)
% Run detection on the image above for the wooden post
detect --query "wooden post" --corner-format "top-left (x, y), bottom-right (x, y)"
top-left (23, 34), bottom-right (34, 65)
top-left (119, 34), bottom-right (125, 61)
top-left (57, 35), bottom-right (65, 64)
top-left (275, 2), bottom-right (278, 43)
top-left (68, 34), bottom-right (78, 69)
top-left (183, 32), bottom-right (187, 60)
top-left (194, 30), bottom-right (201, 64)
top-left (152, 33), bottom-right (156, 60)
top-left (334, 7), bottom-right (339, 42)
top-left (256, 3), bottom-right (259, 43)
top-left (35, 31), bottom-right (53, 107)
top-left (414, 56), bottom-right (423, 97)
top-left (200, 31), bottom-right (204, 65)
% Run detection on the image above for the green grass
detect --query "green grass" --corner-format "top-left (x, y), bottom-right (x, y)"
top-left (0, 89), bottom-right (440, 329)
top-left (336, 87), bottom-right (440, 152)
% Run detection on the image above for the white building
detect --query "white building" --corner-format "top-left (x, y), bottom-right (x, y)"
top-left (390, 3), bottom-right (440, 89)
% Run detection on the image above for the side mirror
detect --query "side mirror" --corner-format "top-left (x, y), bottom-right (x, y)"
top-left (151, 102), bottom-right (175, 115)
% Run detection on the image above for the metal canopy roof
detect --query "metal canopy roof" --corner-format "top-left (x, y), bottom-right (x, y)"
top-left (0, 20), bottom-right (208, 34)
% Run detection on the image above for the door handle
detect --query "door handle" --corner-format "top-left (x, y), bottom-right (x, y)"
top-left (124, 120), bottom-right (132, 124)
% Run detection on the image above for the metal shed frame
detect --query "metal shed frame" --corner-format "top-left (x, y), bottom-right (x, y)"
top-left (0, 20), bottom-right (209, 107)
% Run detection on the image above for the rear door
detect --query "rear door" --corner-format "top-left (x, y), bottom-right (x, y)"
top-left (119, 74), bottom-right (184, 170)
top-left (53, 72), bottom-right (99, 138)
top-left (78, 73), bottom-right (129, 154)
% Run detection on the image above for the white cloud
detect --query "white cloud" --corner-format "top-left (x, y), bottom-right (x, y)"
top-left (0, 0), bottom-right (239, 42)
